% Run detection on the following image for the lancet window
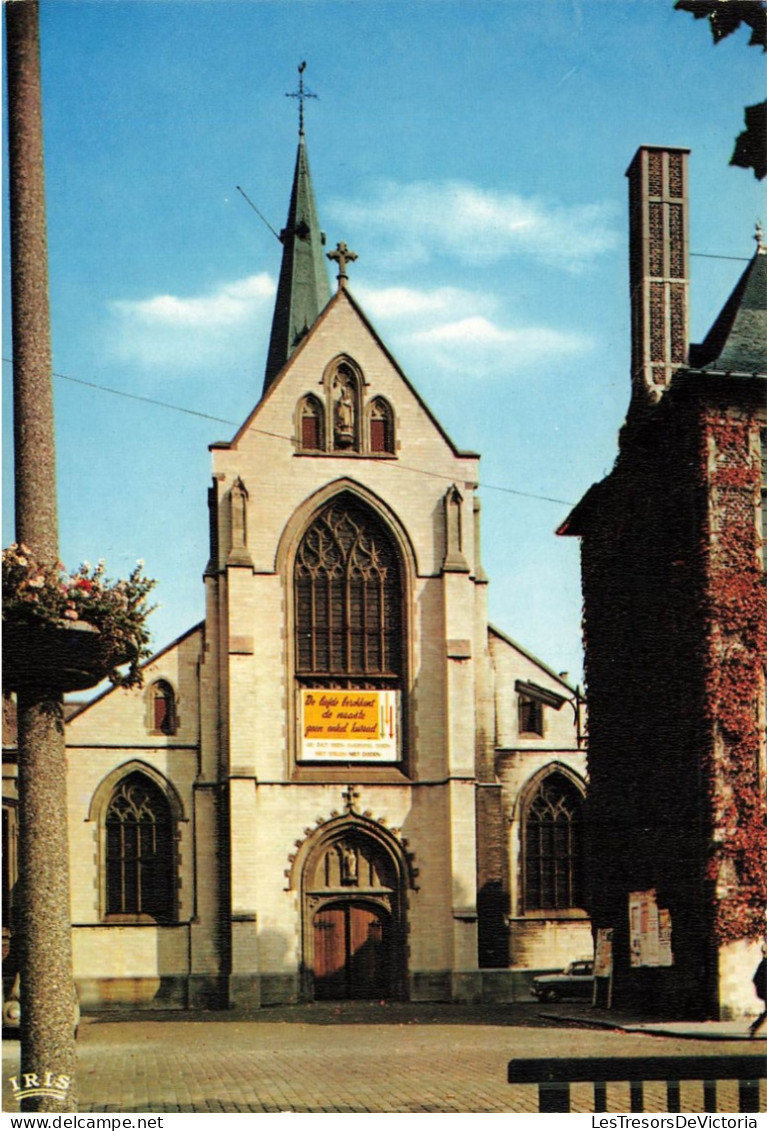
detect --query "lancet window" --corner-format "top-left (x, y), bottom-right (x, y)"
top-left (369, 397), bottom-right (395, 454)
top-left (294, 496), bottom-right (402, 686)
top-left (151, 680), bottom-right (177, 736)
top-left (524, 772), bottom-right (584, 912)
top-left (105, 772), bottom-right (175, 921)
top-left (299, 395), bottom-right (325, 452)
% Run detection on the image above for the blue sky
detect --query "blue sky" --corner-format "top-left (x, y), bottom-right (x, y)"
top-left (3, 0), bottom-right (764, 686)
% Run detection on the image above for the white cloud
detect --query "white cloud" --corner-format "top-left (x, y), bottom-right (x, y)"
top-left (108, 273), bottom-right (276, 370)
top-left (355, 283), bottom-right (495, 322)
top-left (356, 284), bottom-right (592, 375)
top-left (417, 316), bottom-right (512, 344)
top-left (405, 316), bottom-right (591, 374)
top-left (328, 180), bottom-right (618, 271)
top-left (106, 270), bottom-right (591, 383)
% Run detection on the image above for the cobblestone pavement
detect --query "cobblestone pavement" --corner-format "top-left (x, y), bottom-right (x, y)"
top-left (3, 1003), bottom-right (765, 1114)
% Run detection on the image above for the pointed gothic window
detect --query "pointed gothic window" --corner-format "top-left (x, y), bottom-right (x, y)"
top-left (369, 397), bottom-right (395, 455)
top-left (295, 496), bottom-right (402, 684)
top-left (299, 395), bottom-right (325, 452)
top-left (524, 772), bottom-right (584, 912)
top-left (105, 772), bottom-right (175, 921)
top-left (151, 680), bottom-right (177, 736)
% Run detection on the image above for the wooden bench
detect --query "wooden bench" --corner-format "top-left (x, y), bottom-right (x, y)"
top-left (507, 1055), bottom-right (767, 1113)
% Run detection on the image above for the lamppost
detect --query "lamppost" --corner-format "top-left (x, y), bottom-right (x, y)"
top-left (6, 0), bottom-right (78, 1111)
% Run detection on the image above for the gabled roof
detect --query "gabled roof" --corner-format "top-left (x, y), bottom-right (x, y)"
top-left (262, 131), bottom-right (331, 396)
top-left (225, 285), bottom-right (479, 461)
top-left (688, 246), bottom-right (767, 376)
top-left (488, 623), bottom-right (579, 695)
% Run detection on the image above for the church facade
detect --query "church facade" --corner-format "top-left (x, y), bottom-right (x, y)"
top-left (3, 125), bottom-right (588, 1011)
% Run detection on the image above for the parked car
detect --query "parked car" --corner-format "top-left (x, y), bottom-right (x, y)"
top-left (2, 972), bottom-right (80, 1037)
top-left (530, 959), bottom-right (594, 1002)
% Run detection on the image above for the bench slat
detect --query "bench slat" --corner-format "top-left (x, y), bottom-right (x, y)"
top-left (508, 1055), bottom-right (766, 1084)
top-left (508, 1055), bottom-right (767, 1114)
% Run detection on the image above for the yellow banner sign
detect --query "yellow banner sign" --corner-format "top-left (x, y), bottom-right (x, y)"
top-left (299, 690), bottom-right (399, 762)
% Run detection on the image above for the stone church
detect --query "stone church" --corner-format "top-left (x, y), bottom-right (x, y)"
top-left (3, 119), bottom-right (587, 1011)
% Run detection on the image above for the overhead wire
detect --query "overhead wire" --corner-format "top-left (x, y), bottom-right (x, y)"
top-left (690, 252), bottom-right (751, 262)
top-left (2, 356), bottom-right (577, 507)
top-left (2, 241), bottom-right (749, 509)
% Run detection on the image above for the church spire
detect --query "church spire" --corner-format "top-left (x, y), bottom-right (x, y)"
top-left (262, 64), bottom-right (331, 396)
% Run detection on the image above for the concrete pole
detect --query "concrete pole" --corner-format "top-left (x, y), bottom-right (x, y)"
top-left (6, 0), bottom-right (78, 1111)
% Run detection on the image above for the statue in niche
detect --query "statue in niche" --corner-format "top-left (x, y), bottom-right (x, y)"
top-left (227, 476), bottom-right (253, 566)
top-left (443, 483), bottom-right (468, 571)
top-left (334, 378), bottom-right (355, 448)
top-left (339, 842), bottom-right (358, 886)
top-left (230, 478), bottom-right (248, 550)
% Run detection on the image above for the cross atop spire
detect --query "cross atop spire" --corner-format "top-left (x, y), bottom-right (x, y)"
top-left (262, 67), bottom-right (331, 397)
top-left (285, 61), bottom-right (318, 137)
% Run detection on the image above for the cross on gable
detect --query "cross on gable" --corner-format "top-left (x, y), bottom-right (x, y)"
top-left (342, 784), bottom-right (360, 813)
top-left (327, 242), bottom-right (358, 290)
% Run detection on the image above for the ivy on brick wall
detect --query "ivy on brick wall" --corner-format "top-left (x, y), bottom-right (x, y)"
top-left (704, 410), bottom-right (767, 942)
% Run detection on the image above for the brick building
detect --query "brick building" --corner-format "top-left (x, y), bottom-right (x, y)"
top-left (560, 146), bottom-right (767, 1020)
top-left (3, 121), bottom-right (587, 1011)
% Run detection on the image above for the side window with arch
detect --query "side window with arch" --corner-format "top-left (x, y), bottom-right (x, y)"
top-left (104, 771), bottom-right (176, 922)
top-left (369, 397), bottom-right (395, 455)
top-left (150, 680), bottom-right (177, 736)
top-left (299, 395), bottom-right (325, 452)
top-left (524, 771), bottom-right (585, 912)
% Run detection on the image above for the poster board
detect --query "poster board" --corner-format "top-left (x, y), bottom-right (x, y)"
top-left (593, 927), bottom-right (614, 1008)
top-left (299, 689), bottom-right (400, 762)
top-left (629, 889), bottom-right (674, 967)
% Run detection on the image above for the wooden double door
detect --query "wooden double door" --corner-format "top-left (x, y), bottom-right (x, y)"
top-left (312, 900), bottom-right (392, 1000)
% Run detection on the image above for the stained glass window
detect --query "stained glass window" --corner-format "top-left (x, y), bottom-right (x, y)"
top-left (524, 773), bottom-right (584, 911)
top-left (295, 498), bottom-right (402, 683)
top-left (105, 773), bottom-right (174, 920)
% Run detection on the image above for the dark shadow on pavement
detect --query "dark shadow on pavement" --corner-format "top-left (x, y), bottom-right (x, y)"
top-left (82, 1000), bottom-right (567, 1027)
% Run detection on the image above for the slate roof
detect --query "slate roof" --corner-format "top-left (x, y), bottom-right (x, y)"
top-left (688, 246), bottom-right (767, 376)
top-left (262, 131), bottom-right (331, 396)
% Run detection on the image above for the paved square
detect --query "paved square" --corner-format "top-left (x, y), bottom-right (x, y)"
top-left (3, 1004), bottom-right (765, 1114)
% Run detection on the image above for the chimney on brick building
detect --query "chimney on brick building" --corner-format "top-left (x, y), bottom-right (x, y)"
top-left (626, 146), bottom-right (690, 408)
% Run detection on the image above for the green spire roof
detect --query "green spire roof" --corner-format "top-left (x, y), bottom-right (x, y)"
top-left (689, 241), bottom-right (767, 376)
top-left (262, 131), bottom-right (331, 395)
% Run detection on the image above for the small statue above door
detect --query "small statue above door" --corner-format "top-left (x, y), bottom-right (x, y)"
top-left (338, 842), bottom-right (359, 886)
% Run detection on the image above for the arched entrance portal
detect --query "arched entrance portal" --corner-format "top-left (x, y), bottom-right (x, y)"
top-left (296, 817), bottom-right (411, 1001)
top-left (313, 901), bottom-right (391, 1000)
